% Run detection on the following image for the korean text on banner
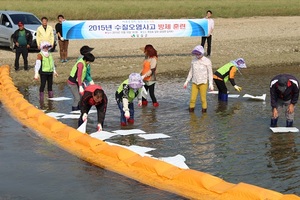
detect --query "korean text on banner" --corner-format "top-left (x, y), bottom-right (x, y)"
top-left (62, 19), bottom-right (208, 40)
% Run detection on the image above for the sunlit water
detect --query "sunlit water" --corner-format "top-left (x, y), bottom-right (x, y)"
top-left (1, 65), bottom-right (299, 198)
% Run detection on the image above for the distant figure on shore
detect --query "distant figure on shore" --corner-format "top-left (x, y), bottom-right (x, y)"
top-left (55, 14), bottom-right (69, 63)
top-left (270, 74), bottom-right (299, 127)
top-left (36, 17), bottom-right (54, 49)
top-left (183, 45), bottom-right (213, 113)
top-left (201, 10), bottom-right (214, 57)
top-left (140, 44), bottom-right (159, 107)
top-left (213, 58), bottom-right (246, 101)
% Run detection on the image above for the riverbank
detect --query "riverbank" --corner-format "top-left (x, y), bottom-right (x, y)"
top-left (0, 16), bottom-right (299, 87)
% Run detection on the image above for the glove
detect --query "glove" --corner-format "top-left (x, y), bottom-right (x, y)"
top-left (34, 72), bottom-right (39, 80)
top-left (97, 124), bottom-right (102, 132)
top-left (79, 86), bottom-right (84, 95)
top-left (183, 81), bottom-right (188, 89)
top-left (89, 80), bottom-right (94, 85)
top-left (138, 100), bottom-right (142, 107)
top-left (141, 74), bottom-right (146, 79)
top-left (234, 85), bottom-right (242, 92)
top-left (60, 37), bottom-right (64, 41)
top-left (82, 113), bottom-right (88, 121)
top-left (124, 110), bottom-right (130, 119)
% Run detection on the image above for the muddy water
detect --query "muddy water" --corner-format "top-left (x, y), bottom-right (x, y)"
top-left (1, 65), bottom-right (300, 198)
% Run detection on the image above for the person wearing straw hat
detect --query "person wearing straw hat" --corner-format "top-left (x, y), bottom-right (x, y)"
top-left (213, 58), bottom-right (247, 101)
top-left (270, 74), bottom-right (299, 127)
top-left (115, 73), bottom-right (144, 126)
top-left (183, 45), bottom-right (214, 113)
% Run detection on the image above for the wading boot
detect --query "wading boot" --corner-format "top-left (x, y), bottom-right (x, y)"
top-left (270, 118), bottom-right (278, 127)
top-left (202, 108), bottom-right (207, 113)
top-left (189, 107), bottom-right (195, 112)
top-left (286, 120), bottom-right (293, 127)
top-left (142, 100), bottom-right (148, 106)
top-left (153, 102), bottom-right (159, 107)
top-left (220, 93), bottom-right (228, 101)
top-left (39, 92), bottom-right (44, 102)
top-left (48, 91), bottom-right (54, 98)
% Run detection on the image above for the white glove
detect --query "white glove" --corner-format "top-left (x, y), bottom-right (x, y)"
top-left (79, 86), bottom-right (84, 95)
top-left (34, 72), bottom-right (39, 80)
top-left (89, 80), bottom-right (94, 85)
top-left (234, 85), bottom-right (242, 92)
top-left (124, 110), bottom-right (130, 119)
top-left (60, 37), bottom-right (64, 41)
top-left (141, 74), bottom-right (146, 79)
top-left (97, 124), bottom-right (102, 132)
top-left (82, 113), bottom-right (88, 121)
top-left (183, 81), bottom-right (188, 89)
top-left (138, 100), bottom-right (142, 107)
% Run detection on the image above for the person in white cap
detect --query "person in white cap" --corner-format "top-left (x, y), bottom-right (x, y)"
top-left (270, 74), bottom-right (299, 127)
top-left (34, 41), bottom-right (58, 103)
top-left (183, 45), bottom-right (214, 113)
top-left (213, 58), bottom-right (247, 101)
top-left (115, 73), bottom-right (144, 126)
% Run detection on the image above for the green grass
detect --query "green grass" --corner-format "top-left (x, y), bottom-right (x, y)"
top-left (0, 0), bottom-right (299, 20)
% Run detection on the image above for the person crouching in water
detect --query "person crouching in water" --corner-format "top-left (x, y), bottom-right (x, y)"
top-left (115, 73), bottom-right (144, 126)
top-left (183, 45), bottom-right (214, 113)
top-left (140, 44), bottom-right (159, 107)
top-left (78, 84), bottom-right (108, 132)
top-left (34, 41), bottom-right (58, 102)
top-left (213, 58), bottom-right (246, 101)
top-left (270, 74), bottom-right (299, 127)
top-left (68, 53), bottom-right (95, 111)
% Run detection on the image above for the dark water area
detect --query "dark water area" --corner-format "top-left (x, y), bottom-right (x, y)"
top-left (1, 65), bottom-right (300, 198)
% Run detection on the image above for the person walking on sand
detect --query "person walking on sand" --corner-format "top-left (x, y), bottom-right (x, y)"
top-left (115, 73), bottom-right (144, 126)
top-left (78, 84), bottom-right (108, 132)
top-left (68, 53), bottom-right (95, 111)
top-left (201, 10), bottom-right (214, 57)
top-left (13, 21), bottom-right (32, 71)
top-left (140, 44), bottom-right (159, 107)
top-left (36, 17), bottom-right (54, 48)
top-left (34, 41), bottom-right (58, 102)
top-left (213, 58), bottom-right (246, 101)
top-left (55, 14), bottom-right (69, 63)
top-left (270, 74), bottom-right (299, 127)
top-left (183, 45), bottom-right (214, 113)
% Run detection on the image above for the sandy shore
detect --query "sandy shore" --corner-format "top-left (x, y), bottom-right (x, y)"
top-left (0, 16), bottom-right (299, 87)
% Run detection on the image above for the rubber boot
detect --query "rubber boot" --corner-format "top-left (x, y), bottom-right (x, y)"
top-left (220, 93), bottom-right (228, 101)
top-left (72, 106), bottom-right (78, 111)
top-left (153, 102), bottom-right (159, 107)
top-left (48, 91), bottom-right (54, 98)
top-left (270, 118), bottom-right (278, 127)
top-left (218, 92), bottom-right (222, 100)
top-left (121, 122), bottom-right (127, 126)
top-left (127, 118), bottom-right (134, 124)
top-left (39, 92), bottom-right (44, 102)
top-left (286, 120), bottom-right (293, 127)
top-left (142, 100), bottom-right (148, 106)
top-left (189, 107), bottom-right (194, 112)
top-left (202, 108), bottom-right (207, 113)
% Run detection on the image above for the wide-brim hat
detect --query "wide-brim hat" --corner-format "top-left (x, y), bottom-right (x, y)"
top-left (128, 73), bottom-right (144, 89)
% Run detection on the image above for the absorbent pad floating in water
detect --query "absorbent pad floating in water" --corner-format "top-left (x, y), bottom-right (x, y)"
top-left (270, 127), bottom-right (299, 133)
top-left (138, 133), bottom-right (170, 140)
top-left (48, 97), bottom-right (72, 101)
top-left (243, 94), bottom-right (266, 101)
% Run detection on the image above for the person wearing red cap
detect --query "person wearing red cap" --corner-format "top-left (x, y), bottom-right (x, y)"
top-left (270, 74), bottom-right (299, 127)
top-left (78, 84), bottom-right (108, 132)
top-left (12, 21), bottom-right (32, 71)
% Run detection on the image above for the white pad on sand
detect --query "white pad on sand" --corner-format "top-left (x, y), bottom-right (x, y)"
top-left (46, 112), bottom-right (66, 119)
top-left (90, 131), bottom-right (118, 140)
top-left (77, 120), bottom-right (87, 133)
top-left (48, 97), bottom-right (72, 101)
top-left (157, 154), bottom-right (189, 169)
top-left (112, 129), bottom-right (146, 135)
top-left (243, 94), bottom-right (266, 101)
top-left (270, 127), bottom-right (299, 133)
top-left (138, 133), bottom-right (170, 140)
top-left (61, 114), bottom-right (80, 119)
top-left (228, 94), bottom-right (240, 98)
top-left (106, 142), bottom-right (155, 157)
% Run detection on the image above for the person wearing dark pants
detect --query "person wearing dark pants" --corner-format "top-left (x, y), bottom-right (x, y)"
top-left (13, 21), bottom-right (32, 71)
top-left (34, 42), bottom-right (58, 103)
top-left (201, 10), bottom-right (214, 57)
top-left (270, 74), bottom-right (299, 127)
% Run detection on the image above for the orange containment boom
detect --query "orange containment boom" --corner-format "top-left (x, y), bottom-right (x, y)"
top-left (0, 65), bottom-right (299, 200)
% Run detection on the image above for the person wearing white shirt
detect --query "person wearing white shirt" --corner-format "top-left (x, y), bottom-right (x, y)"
top-left (201, 10), bottom-right (214, 57)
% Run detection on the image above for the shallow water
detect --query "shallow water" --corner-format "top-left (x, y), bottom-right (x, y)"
top-left (1, 65), bottom-right (300, 198)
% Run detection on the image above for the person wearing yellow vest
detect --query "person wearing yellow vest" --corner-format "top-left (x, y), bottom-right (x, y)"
top-left (213, 58), bottom-right (247, 101)
top-left (34, 41), bottom-right (58, 103)
top-left (68, 53), bottom-right (95, 111)
top-left (78, 84), bottom-right (108, 132)
top-left (183, 45), bottom-right (214, 113)
top-left (140, 44), bottom-right (159, 107)
top-left (115, 73), bottom-right (144, 126)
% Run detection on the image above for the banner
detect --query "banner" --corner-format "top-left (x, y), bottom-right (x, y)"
top-left (62, 19), bottom-right (208, 40)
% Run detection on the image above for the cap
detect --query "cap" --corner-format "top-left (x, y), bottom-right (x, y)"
top-left (18, 21), bottom-right (24, 27)
top-left (191, 45), bottom-right (204, 55)
top-left (277, 76), bottom-right (288, 93)
top-left (128, 73), bottom-right (144, 89)
top-left (80, 45), bottom-right (94, 55)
